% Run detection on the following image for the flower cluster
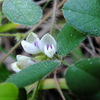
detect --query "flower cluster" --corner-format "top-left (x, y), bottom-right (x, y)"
top-left (11, 33), bottom-right (57, 72)
top-left (21, 32), bottom-right (56, 58)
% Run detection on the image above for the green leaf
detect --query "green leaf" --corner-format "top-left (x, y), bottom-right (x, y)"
top-left (63, 0), bottom-right (100, 36)
top-left (0, 64), bottom-right (11, 83)
top-left (65, 58), bottom-right (100, 96)
top-left (0, 83), bottom-right (18, 100)
top-left (0, 23), bottom-right (18, 32)
top-left (7, 61), bottom-right (60, 87)
top-left (3, 0), bottom-right (42, 26)
top-left (57, 23), bottom-right (86, 56)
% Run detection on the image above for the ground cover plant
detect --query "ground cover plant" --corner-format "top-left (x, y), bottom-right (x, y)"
top-left (0, 0), bottom-right (100, 100)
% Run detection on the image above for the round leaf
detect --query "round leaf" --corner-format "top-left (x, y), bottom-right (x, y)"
top-left (63, 0), bottom-right (100, 36)
top-left (65, 58), bottom-right (100, 96)
top-left (0, 83), bottom-right (18, 100)
top-left (3, 0), bottom-right (42, 26)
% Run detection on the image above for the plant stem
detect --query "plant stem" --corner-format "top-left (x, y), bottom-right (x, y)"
top-left (50, 0), bottom-right (57, 35)
top-left (54, 54), bottom-right (61, 60)
top-left (0, 0), bottom-right (67, 65)
top-left (0, 33), bottom-right (16, 37)
top-left (0, 33), bottom-right (24, 37)
top-left (54, 70), bottom-right (66, 100)
top-left (61, 61), bottom-right (71, 66)
top-left (32, 80), bottom-right (40, 100)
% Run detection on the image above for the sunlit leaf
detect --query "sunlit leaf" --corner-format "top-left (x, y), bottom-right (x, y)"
top-left (0, 23), bottom-right (18, 32)
top-left (0, 83), bottom-right (18, 100)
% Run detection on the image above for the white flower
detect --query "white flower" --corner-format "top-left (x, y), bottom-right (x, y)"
top-left (21, 32), bottom-right (57, 58)
top-left (21, 32), bottom-right (41, 54)
top-left (39, 33), bottom-right (56, 58)
top-left (11, 62), bottom-right (21, 73)
top-left (11, 55), bottom-right (35, 73)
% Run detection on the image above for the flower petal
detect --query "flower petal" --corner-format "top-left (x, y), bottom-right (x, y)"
top-left (44, 45), bottom-right (56, 58)
top-left (39, 33), bottom-right (56, 52)
top-left (11, 62), bottom-right (21, 73)
top-left (17, 55), bottom-right (35, 68)
top-left (17, 55), bottom-right (29, 60)
top-left (26, 32), bottom-right (39, 43)
top-left (21, 40), bottom-right (41, 54)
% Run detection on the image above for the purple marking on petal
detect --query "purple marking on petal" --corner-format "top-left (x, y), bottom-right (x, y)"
top-left (50, 45), bottom-right (52, 49)
top-left (34, 41), bottom-right (37, 46)
top-left (47, 45), bottom-right (49, 50)
top-left (47, 45), bottom-right (52, 50)
top-left (31, 59), bottom-right (36, 62)
top-left (34, 41), bottom-right (39, 48)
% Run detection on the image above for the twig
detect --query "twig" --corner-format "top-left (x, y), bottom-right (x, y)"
top-left (50, 0), bottom-right (57, 35)
top-left (80, 43), bottom-right (98, 57)
top-left (54, 69), bottom-right (66, 100)
top-left (27, 83), bottom-right (36, 94)
top-left (0, 0), bottom-right (67, 65)
top-left (87, 36), bottom-right (96, 53)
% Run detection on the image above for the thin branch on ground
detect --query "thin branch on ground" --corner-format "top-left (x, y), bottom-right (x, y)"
top-left (80, 43), bottom-right (99, 57)
top-left (87, 36), bottom-right (96, 53)
top-left (27, 83), bottom-right (36, 94)
top-left (54, 69), bottom-right (66, 100)
top-left (50, 0), bottom-right (57, 35)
